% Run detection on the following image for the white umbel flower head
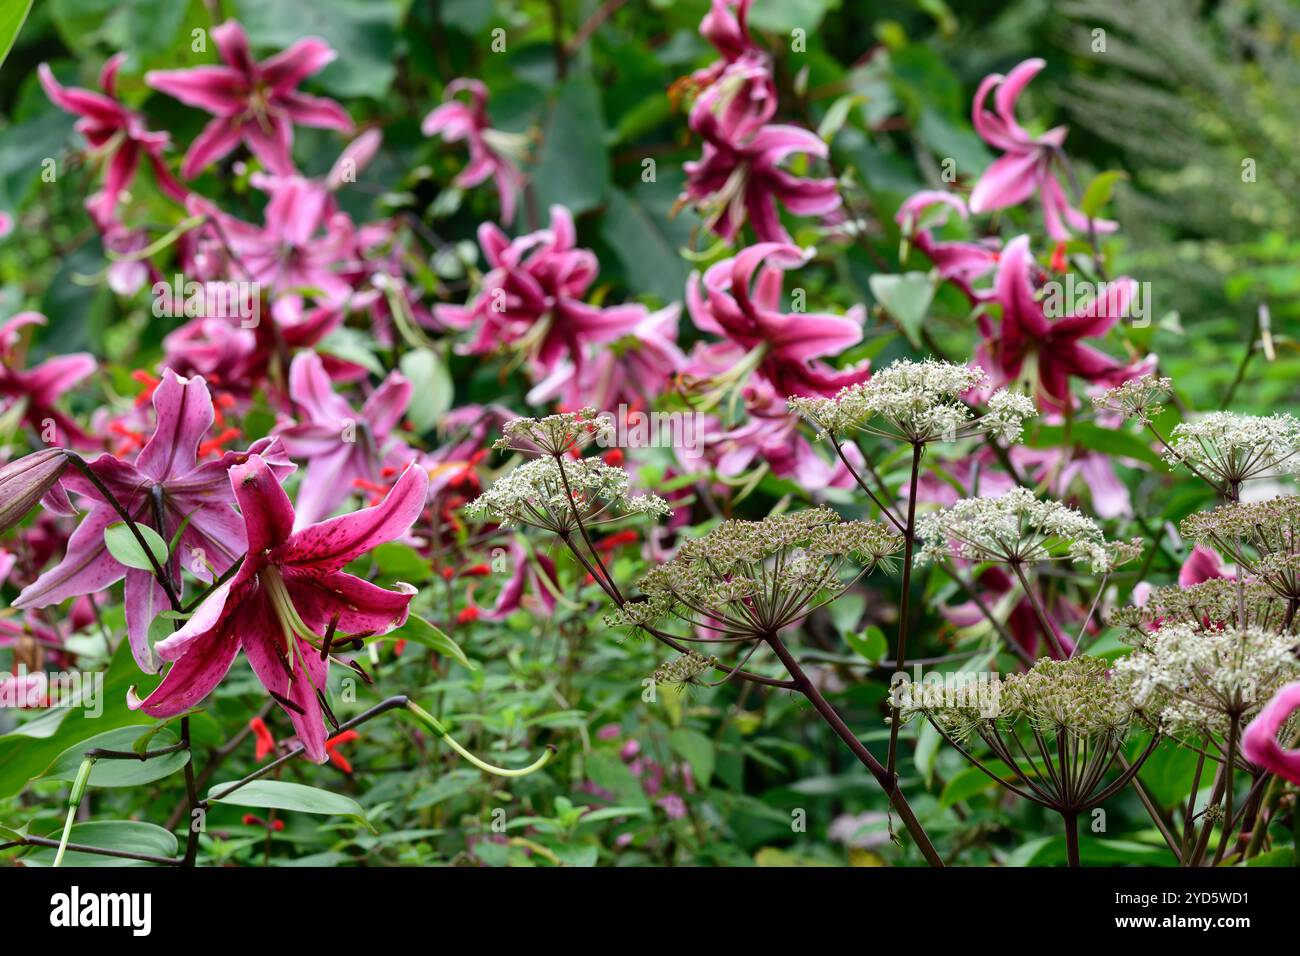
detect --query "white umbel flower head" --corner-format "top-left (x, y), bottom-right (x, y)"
top-left (1161, 412), bottom-right (1300, 489)
top-left (465, 456), bottom-right (670, 534)
top-left (1114, 624), bottom-right (1300, 738)
top-left (788, 359), bottom-right (1036, 444)
top-left (917, 486), bottom-right (1141, 572)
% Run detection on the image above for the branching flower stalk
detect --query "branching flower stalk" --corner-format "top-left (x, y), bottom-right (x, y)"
top-left (895, 657), bottom-right (1160, 866)
top-left (790, 360), bottom-right (1038, 777)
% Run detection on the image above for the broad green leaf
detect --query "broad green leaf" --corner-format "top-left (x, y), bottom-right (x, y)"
top-left (25, 821), bottom-right (178, 867)
top-left (1245, 846), bottom-right (1296, 867)
top-left (1080, 171), bottom-right (1128, 219)
top-left (585, 752), bottom-right (649, 809)
top-left (0, 638), bottom-right (160, 800)
top-left (1027, 422), bottom-right (1164, 468)
top-left (531, 76), bottom-right (609, 215)
top-left (869, 271), bottom-right (934, 347)
top-left (384, 614), bottom-right (476, 670)
top-left (104, 521), bottom-right (169, 572)
top-left (45, 727), bottom-right (188, 788)
top-left (600, 180), bottom-right (697, 304)
top-left (845, 625), bottom-right (888, 664)
top-left (668, 728), bottom-right (715, 787)
top-left (399, 348), bottom-right (453, 434)
top-left (234, 0), bottom-right (404, 99)
top-left (207, 779), bottom-right (373, 830)
top-left (0, 0), bottom-right (33, 68)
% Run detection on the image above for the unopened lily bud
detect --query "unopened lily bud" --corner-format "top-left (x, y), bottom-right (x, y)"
top-left (0, 447), bottom-right (69, 532)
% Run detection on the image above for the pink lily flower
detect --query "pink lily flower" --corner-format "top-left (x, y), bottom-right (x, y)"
top-left (185, 176), bottom-right (355, 312)
top-left (422, 79), bottom-right (525, 225)
top-left (146, 20), bottom-right (352, 178)
top-left (895, 191), bottom-right (1000, 301)
top-left (478, 540), bottom-right (559, 621)
top-left (686, 242), bottom-right (869, 398)
top-left (526, 304), bottom-right (684, 410)
top-left (0, 312), bottom-right (98, 447)
top-left (968, 58), bottom-right (1116, 241)
top-left (130, 455), bottom-right (428, 763)
top-left (39, 54), bottom-right (187, 227)
top-left (274, 350), bottom-right (413, 527)
top-left (682, 120), bottom-right (840, 244)
top-left (0, 211), bottom-right (11, 238)
top-left (694, 0), bottom-right (760, 82)
top-left (980, 235), bottom-right (1141, 412)
top-left (681, 379), bottom-right (864, 491)
top-left (14, 369), bottom-right (290, 673)
top-left (1242, 683), bottom-right (1300, 784)
top-left (437, 205), bottom-right (647, 396)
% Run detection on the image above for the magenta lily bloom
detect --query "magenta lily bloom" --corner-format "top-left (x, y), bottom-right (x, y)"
top-left (130, 455), bottom-right (428, 763)
top-left (14, 369), bottom-right (290, 672)
top-left (0, 312), bottom-right (97, 448)
top-left (979, 235), bottom-right (1141, 412)
top-left (896, 191), bottom-right (1000, 301)
top-left (274, 350), bottom-right (413, 527)
top-left (186, 175), bottom-right (355, 311)
top-left (686, 242), bottom-right (869, 398)
top-left (438, 205), bottom-right (647, 396)
top-left (422, 79), bottom-right (525, 225)
top-left (682, 119), bottom-right (840, 244)
top-left (146, 20), bottom-right (352, 178)
top-left (1243, 683), bottom-right (1300, 784)
top-left (39, 55), bottom-right (187, 227)
top-left (526, 304), bottom-right (684, 410)
top-left (969, 58), bottom-right (1116, 242)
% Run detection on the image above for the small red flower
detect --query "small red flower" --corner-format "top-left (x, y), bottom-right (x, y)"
top-left (249, 716), bottom-right (277, 761)
top-left (326, 729), bottom-right (359, 774)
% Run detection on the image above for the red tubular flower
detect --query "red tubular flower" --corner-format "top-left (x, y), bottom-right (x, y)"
top-left (249, 716), bottom-right (278, 760)
top-left (325, 729), bottom-right (359, 774)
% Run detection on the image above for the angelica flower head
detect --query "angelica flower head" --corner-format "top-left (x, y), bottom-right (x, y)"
top-left (610, 507), bottom-right (902, 637)
top-left (1181, 496), bottom-right (1300, 602)
top-left (917, 486), bottom-right (1141, 572)
top-left (1092, 374), bottom-right (1172, 425)
top-left (492, 407), bottom-right (614, 457)
top-left (1111, 578), bottom-right (1282, 637)
top-left (465, 456), bottom-right (670, 534)
top-left (652, 650), bottom-right (718, 688)
top-left (1161, 412), bottom-right (1300, 489)
top-left (1113, 624), bottom-right (1300, 737)
top-left (894, 656), bottom-right (1134, 743)
top-left (787, 359), bottom-right (1037, 444)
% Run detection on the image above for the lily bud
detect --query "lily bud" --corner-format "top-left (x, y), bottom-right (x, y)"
top-left (0, 448), bottom-right (69, 532)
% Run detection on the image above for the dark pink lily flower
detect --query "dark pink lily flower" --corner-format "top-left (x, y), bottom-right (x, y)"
top-left (422, 79), bottom-right (525, 225)
top-left (274, 350), bottom-right (413, 527)
top-left (526, 304), bottom-right (684, 409)
top-left (438, 205), bottom-right (647, 396)
top-left (185, 176), bottom-right (355, 312)
top-left (689, 50), bottom-right (776, 148)
top-left (39, 54), bottom-right (187, 227)
top-left (695, 0), bottom-right (760, 80)
top-left (686, 242), bottom-right (869, 398)
top-left (129, 455), bottom-right (428, 763)
top-left (979, 235), bottom-right (1141, 412)
top-left (968, 58), bottom-right (1116, 241)
top-left (895, 191), bottom-right (1000, 301)
top-left (146, 20), bottom-right (352, 178)
top-left (479, 540), bottom-right (558, 621)
top-left (0, 211), bottom-right (11, 238)
top-left (14, 369), bottom-right (291, 673)
top-left (0, 312), bottom-right (97, 447)
top-left (682, 120), bottom-right (840, 244)
top-left (1243, 683), bottom-right (1300, 783)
